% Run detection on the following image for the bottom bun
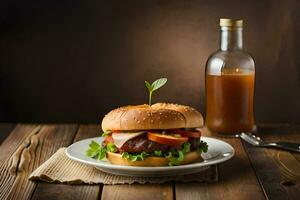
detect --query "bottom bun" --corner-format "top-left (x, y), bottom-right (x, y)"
top-left (106, 151), bottom-right (202, 166)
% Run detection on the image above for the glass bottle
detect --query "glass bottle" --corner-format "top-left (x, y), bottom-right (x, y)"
top-left (205, 19), bottom-right (255, 135)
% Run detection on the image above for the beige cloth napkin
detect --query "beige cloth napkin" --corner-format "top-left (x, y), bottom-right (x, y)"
top-left (29, 148), bottom-right (218, 184)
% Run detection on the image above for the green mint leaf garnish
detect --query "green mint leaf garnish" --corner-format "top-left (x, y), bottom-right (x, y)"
top-left (197, 141), bottom-right (208, 154)
top-left (145, 78), bottom-right (167, 105)
top-left (86, 140), bottom-right (107, 160)
top-left (89, 140), bottom-right (100, 150)
top-left (86, 148), bottom-right (98, 158)
top-left (97, 147), bottom-right (107, 160)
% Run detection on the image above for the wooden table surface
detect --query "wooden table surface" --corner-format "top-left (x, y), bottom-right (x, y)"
top-left (0, 123), bottom-right (299, 200)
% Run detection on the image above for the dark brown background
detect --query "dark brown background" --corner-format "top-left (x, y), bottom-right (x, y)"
top-left (0, 0), bottom-right (299, 123)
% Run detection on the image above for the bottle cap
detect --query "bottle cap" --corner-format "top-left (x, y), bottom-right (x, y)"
top-left (219, 18), bottom-right (243, 27)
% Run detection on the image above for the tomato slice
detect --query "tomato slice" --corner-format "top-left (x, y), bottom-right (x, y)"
top-left (104, 135), bottom-right (114, 144)
top-left (147, 132), bottom-right (188, 147)
top-left (113, 130), bottom-right (122, 133)
top-left (169, 129), bottom-right (201, 138)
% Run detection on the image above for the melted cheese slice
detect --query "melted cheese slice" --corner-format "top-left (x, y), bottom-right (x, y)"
top-left (112, 132), bottom-right (145, 148)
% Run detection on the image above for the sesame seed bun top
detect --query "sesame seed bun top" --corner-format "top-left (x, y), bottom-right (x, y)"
top-left (101, 103), bottom-right (203, 131)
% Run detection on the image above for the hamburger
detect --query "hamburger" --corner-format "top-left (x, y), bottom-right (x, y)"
top-left (86, 103), bottom-right (208, 166)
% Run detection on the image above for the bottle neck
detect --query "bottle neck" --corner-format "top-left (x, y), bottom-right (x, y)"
top-left (220, 27), bottom-right (243, 51)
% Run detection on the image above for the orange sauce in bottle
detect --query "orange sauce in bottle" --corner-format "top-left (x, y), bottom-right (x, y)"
top-left (205, 72), bottom-right (255, 133)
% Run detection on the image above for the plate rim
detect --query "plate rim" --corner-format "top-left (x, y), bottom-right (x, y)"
top-left (65, 136), bottom-right (235, 171)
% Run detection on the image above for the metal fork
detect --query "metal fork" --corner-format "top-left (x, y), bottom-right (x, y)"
top-left (238, 132), bottom-right (300, 153)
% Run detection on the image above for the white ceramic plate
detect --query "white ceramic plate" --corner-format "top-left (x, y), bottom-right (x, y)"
top-left (66, 136), bottom-right (234, 177)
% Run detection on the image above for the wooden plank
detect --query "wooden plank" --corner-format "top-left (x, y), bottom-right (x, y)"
top-left (101, 184), bottom-right (173, 200)
top-left (0, 124), bottom-right (40, 200)
top-left (292, 152), bottom-right (300, 163)
top-left (31, 184), bottom-right (99, 200)
top-left (0, 124), bottom-right (39, 164)
top-left (242, 124), bottom-right (300, 200)
top-left (261, 124), bottom-right (300, 163)
top-left (0, 124), bottom-right (78, 200)
top-left (175, 126), bottom-right (265, 200)
top-left (0, 123), bottom-right (15, 145)
top-left (31, 125), bottom-right (101, 200)
top-left (260, 124), bottom-right (300, 163)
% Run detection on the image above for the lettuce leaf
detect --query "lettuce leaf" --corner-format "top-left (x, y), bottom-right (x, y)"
top-left (166, 150), bottom-right (185, 166)
top-left (153, 150), bottom-right (162, 156)
top-left (182, 142), bottom-right (191, 154)
top-left (86, 140), bottom-right (209, 166)
top-left (122, 151), bottom-right (149, 161)
top-left (106, 142), bottom-right (118, 153)
top-left (100, 131), bottom-right (111, 137)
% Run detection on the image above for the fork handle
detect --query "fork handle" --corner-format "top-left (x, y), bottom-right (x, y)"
top-left (273, 142), bottom-right (300, 153)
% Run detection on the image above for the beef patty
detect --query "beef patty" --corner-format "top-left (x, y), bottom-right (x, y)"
top-left (117, 135), bottom-right (200, 153)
